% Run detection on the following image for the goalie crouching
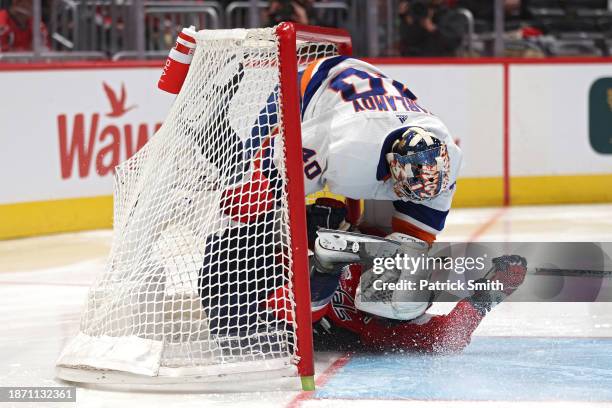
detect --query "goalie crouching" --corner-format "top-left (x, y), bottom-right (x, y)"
top-left (284, 56), bottom-right (528, 352)
top-left (215, 56), bottom-right (528, 353)
top-left (267, 201), bottom-right (527, 354)
top-left (265, 119), bottom-right (525, 352)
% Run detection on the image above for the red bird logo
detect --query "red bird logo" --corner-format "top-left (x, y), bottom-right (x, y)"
top-left (102, 82), bottom-right (137, 117)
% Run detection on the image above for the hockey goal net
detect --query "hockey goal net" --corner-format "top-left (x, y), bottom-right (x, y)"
top-left (56, 23), bottom-right (352, 389)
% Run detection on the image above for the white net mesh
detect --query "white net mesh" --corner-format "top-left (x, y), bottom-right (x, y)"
top-left (57, 27), bottom-right (340, 381)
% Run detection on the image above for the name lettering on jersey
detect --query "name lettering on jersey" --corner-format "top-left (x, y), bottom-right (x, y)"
top-left (352, 95), bottom-right (430, 114)
top-left (328, 68), bottom-right (432, 115)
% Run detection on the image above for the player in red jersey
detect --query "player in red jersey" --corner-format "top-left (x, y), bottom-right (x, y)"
top-left (309, 254), bottom-right (527, 353)
top-left (267, 198), bottom-right (527, 353)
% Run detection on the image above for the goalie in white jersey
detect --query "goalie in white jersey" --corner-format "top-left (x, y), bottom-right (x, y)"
top-left (217, 56), bottom-right (526, 352)
top-left (268, 56), bottom-right (526, 353)
top-left (277, 56), bottom-right (461, 242)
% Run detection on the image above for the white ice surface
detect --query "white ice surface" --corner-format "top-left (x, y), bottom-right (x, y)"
top-left (1, 204), bottom-right (611, 407)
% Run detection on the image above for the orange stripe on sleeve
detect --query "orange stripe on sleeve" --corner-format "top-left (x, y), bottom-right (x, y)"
top-left (391, 216), bottom-right (437, 244)
top-left (300, 58), bottom-right (323, 98)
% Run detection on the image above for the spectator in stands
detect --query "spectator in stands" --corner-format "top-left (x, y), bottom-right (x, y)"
top-left (267, 0), bottom-right (314, 26)
top-left (398, 0), bottom-right (465, 57)
top-left (0, 0), bottom-right (48, 52)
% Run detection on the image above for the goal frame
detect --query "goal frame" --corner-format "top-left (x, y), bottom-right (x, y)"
top-left (275, 22), bottom-right (352, 390)
top-left (55, 23), bottom-right (354, 392)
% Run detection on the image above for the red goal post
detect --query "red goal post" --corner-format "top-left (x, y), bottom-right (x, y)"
top-left (276, 22), bottom-right (353, 389)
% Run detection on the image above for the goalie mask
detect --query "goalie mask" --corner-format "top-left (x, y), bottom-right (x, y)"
top-left (385, 126), bottom-right (450, 201)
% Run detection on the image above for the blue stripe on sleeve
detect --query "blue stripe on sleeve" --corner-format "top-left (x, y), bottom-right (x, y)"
top-left (393, 200), bottom-right (450, 232)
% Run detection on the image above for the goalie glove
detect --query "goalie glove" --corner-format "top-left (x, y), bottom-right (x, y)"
top-left (355, 232), bottom-right (432, 321)
top-left (467, 255), bottom-right (528, 316)
top-left (306, 198), bottom-right (350, 248)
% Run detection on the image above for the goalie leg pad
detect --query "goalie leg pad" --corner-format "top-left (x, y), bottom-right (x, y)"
top-left (354, 232), bottom-right (433, 321)
top-left (314, 229), bottom-right (433, 320)
top-left (314, 228), bottom-right (408, 270)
